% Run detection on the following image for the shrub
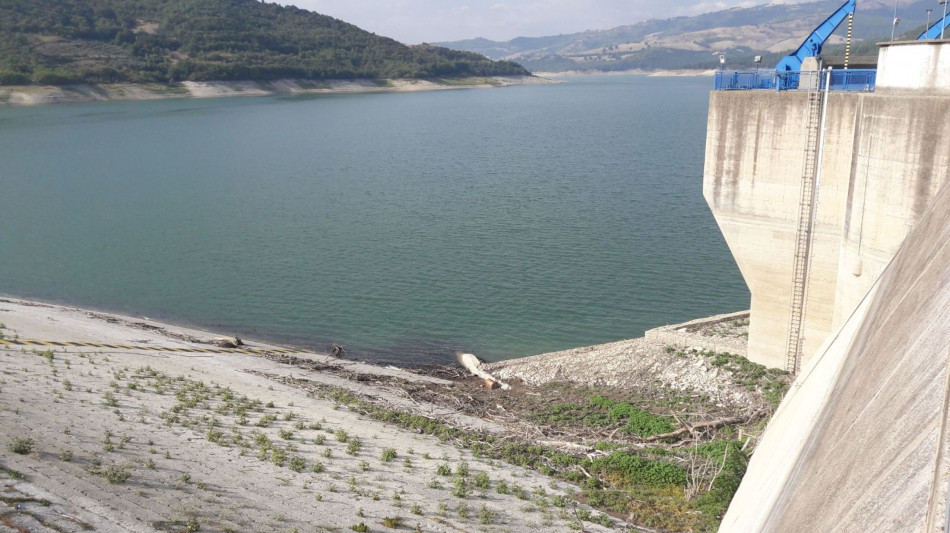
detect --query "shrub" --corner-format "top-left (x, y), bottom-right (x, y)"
top-left (478, 504), bottom-right (495, 524)
top-left (103, 464), bottom-right (131, 484)
top-left (473, 472), bottom-right (490, 489)
top-left (288, 456), bottom-right (306, 472)
top-left (8, 436), bottom-right (34, 455)
top-left (382, 516), bottom-right (403, 528)
top-left (588, 452), bottom-right (687, 487)
top-left (271, 447), bottom-right (287, 467)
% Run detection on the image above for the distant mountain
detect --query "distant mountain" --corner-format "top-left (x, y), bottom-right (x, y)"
top-left (0, 0), bottom-right (529, 85)
top-left (436, 0), bottom-right (935, 72)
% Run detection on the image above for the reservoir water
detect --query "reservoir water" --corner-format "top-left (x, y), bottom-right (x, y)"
top-left (0, 75), bottom-right (748, 364)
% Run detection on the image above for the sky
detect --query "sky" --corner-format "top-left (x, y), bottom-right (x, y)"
top-left (278, 0), bottom-right (794, 44)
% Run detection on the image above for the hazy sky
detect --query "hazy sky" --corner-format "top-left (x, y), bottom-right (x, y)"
top-left (278, 0), bottom-right (787, 44)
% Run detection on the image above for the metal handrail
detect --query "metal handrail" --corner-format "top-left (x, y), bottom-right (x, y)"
top-left (714, 68), bottom-right (875, 92)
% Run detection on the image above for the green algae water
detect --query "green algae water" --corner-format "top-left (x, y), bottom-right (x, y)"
top-left (0, 76), bottom-right (748, 364)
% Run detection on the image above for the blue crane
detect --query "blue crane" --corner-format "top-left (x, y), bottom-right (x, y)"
top-left (917, 14), bottom-right (950, 39)
top-left (776, 0), bottom-right (857, 71)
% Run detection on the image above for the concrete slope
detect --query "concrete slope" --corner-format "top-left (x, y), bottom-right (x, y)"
top-left (720, 179), bottom-right (950, 532)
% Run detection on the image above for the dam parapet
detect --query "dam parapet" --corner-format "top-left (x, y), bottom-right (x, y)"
top-left (704, 40), bottom-right (950, 371)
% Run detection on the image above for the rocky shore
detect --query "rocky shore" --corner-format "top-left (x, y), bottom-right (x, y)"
top-left (0, 76), bottom-right (555, 107)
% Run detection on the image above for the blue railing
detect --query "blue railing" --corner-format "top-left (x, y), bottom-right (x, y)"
top-left (822, 69), bottom-right (876, 91)
top-left (714, 69), bottom-right (875, 92)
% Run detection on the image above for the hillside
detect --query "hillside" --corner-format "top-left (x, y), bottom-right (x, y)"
top-left (437, 0), bottom-right (934, 72)
top-left (0, 0), bottom-right (529, 85)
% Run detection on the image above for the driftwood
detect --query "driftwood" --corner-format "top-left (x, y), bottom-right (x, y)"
top-left (642, 412), bottom-right (760, 442)
top-left (456, 352), bottom-right (511, 390)
top-left (212, 337), bottom-right (243, 348)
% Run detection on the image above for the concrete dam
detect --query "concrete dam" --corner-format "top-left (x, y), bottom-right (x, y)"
top-left (706, 41), bottom-right (950, 530)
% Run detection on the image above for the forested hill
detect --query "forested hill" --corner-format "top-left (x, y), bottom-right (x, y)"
top-left (0, 0), bottom-right (529, 85)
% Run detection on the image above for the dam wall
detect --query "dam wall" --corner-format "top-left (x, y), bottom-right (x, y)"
top-left (704, 40), bottom-right (950, 369)
top-left (718, 173), bottom-right (950, 532)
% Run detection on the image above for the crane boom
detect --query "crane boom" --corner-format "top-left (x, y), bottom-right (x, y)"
top-left (918, 16), bottom-right (950, 40)
top-left (776, 0), bottom-right (857, 71)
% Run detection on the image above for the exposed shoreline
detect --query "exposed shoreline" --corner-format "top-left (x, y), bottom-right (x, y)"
top-left (0, 296), bottom-right (767, 531)
top-left (0, 296), bottom-right (618, 532)
top-left (535, 69), bottom-right (717, 78)
top-left (0, 75), bottom-right (556, 107)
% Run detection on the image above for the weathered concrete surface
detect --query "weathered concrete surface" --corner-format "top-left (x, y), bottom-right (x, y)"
top-left (877, 40), bottom-right (950, 93)
top-left (719, 179), bottom-right (950, 532)
top-left (704, 54), bottom-right (950, 369)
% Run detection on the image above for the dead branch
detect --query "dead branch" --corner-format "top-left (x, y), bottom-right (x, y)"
top-left (642, 412), bottom-right (761, 442)
top-left (706, 444), bottom-right (730, 492)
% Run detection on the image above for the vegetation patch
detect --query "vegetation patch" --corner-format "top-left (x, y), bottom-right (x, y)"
top-left (279, 377), bottom-right (753, 532)
top-left (704, 351), bottom-right (790, 407)
top-left (0, 1), bottom-right (529, 85)
top-left (531, 395), bottom-right (675, 438)
top-left (7, 436), bottom-right (35, 455)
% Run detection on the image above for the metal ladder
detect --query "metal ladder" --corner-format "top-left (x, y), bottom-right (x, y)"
top-left (785, 76), bottom-right (824, 374)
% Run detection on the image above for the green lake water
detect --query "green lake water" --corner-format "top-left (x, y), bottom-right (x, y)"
top-left (0, 75), bottom-right (748, 364)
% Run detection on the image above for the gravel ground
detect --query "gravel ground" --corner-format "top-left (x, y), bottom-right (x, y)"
top-left (484, 314), bottom-right (757, 410)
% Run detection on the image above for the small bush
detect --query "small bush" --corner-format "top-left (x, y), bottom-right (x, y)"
top-left (103, 464), bottom-right (131, 484)
top-left (452, 477), bottom-right (470, 498)
top-left (103, 391), bottom-right (118, 407)
top-left (473, 472), bottom-right (490, 489)
top-left (8, 436), bottom-right (34, 455)
top-left (288, 456), bottom-right (306, 472)
top-left (382, 516), bottom-right (403, 528)
top-left (478, 504), bottom-right (496, 524)
top-left (271, 447), bottom-right (287, 467)
top-left (381, 448), bottom-right (397, 462)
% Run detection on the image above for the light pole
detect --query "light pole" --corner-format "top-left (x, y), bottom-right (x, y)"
top-left (927, 9), bottom-right (933, 34)
top-left (892, 0), bottom-right (900, 40)
top-left (941, 0), bottom-right (948, 39)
